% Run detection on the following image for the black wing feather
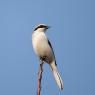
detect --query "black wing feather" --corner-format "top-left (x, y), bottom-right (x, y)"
top-left (48, 40), bottom-right (57, 66)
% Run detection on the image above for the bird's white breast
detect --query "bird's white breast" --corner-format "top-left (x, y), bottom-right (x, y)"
top-left (32, 31), bottom-right (49, 57)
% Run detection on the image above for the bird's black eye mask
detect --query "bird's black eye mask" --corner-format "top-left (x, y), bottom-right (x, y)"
top-left (34, 25), bottom-right (47, 31)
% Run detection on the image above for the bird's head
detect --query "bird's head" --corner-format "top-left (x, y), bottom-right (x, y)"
top-left (34, 24), bottom-right (50, 32)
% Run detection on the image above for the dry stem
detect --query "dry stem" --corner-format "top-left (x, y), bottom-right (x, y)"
top-left (37, 60), bottom-right (44, 95)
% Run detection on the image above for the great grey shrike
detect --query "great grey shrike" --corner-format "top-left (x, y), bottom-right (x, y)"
top-left (32, 24), bottom-right (63, 90)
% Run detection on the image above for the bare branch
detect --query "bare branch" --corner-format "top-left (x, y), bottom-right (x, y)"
top-left (37, 60), bottom-right (44, 95)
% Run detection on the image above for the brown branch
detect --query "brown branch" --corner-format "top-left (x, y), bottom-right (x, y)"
top-left (37, 60), bottom-right (44, 95)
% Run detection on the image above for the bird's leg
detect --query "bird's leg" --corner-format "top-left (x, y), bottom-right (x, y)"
top-left (37, 59), bottom-right (44, 95)
top-left (40, 56), bottom-right (48, 63)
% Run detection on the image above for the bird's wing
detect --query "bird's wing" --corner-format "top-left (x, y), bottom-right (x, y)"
top-left (48, 40), bottom-right (57, 65)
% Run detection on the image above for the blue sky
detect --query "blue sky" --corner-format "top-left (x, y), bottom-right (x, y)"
top-left (0, 0), bottom-right (95, 95)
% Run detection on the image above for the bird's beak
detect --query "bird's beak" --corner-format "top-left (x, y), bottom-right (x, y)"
top-left (47, 26), bottom-right (50, 29)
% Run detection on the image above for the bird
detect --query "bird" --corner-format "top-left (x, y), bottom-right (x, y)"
top-left (32, 24), bottom-right (63, 90)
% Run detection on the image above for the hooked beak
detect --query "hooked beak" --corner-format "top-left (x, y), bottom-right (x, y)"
top-left (47, 26), bottom-right (51, 29)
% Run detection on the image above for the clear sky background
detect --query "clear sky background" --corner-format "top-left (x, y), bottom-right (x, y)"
top-left (0, 0), bottom-right (95, 95)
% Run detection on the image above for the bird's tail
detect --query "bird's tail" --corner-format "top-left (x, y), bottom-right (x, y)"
top-left (50, 61), bottom-right (63, 90)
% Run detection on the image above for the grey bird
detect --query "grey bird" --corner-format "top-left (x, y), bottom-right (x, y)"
top-left (32, 24), bottom-right (63, 90)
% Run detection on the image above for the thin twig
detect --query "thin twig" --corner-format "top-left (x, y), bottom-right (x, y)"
top-left (37, 60), bottom-right (44, 95)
